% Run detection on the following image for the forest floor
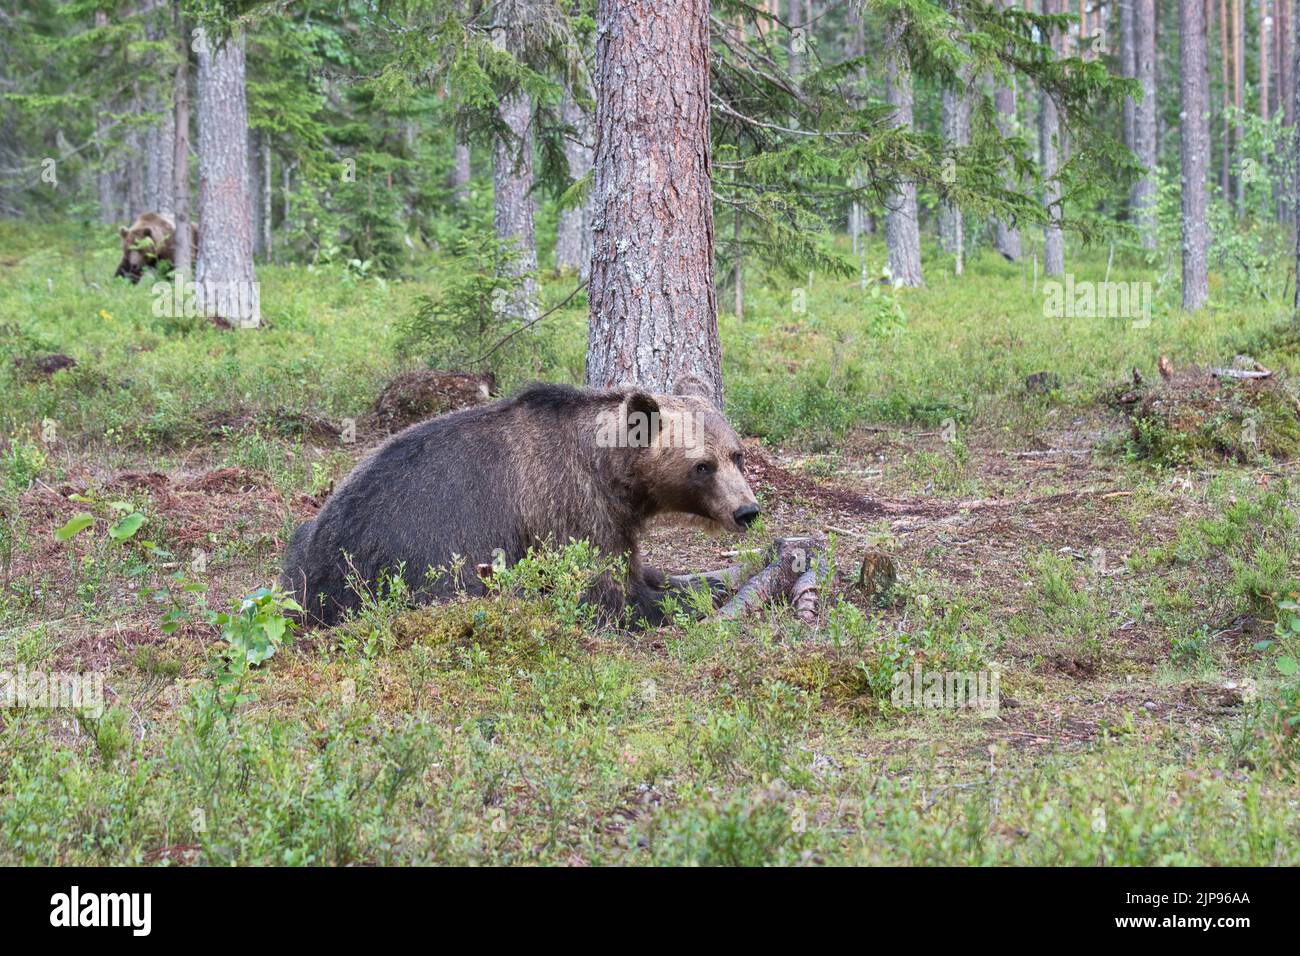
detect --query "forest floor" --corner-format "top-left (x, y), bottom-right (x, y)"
top-left (1, 223), bottom-right (1299, 864)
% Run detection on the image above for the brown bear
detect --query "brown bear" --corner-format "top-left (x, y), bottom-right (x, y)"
top-left (114, 212), bottom-right (196, 283)
top-left (280, 377), bottom-right (761, 627)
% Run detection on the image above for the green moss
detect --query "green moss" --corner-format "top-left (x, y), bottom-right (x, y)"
top-left (389, 597), bottom-right (582, 672)
top-left (778, 651), bottom-right (877, 708)
top-left (1124, 375), bottom-right (1300, 467)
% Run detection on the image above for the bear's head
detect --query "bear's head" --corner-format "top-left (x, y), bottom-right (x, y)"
top-left (622, 375), bottom-right (760, 534)
top-left (114, 224), bottom-right (160, 284)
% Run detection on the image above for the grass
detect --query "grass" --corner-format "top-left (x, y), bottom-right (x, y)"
top-left (1, 220), bottom-right (1299, 865)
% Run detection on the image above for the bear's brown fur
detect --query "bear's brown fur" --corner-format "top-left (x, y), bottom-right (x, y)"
top-left (280, 376), bottom-right (760, 627)
top-left (114, 212), bottom-right (197, 283)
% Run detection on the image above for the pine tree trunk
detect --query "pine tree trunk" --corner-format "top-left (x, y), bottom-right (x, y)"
top-left (993, 77), bottom-right (1022, 260)
top-left (847, 7), bottom-right (865, 248)
top-left (1262, 0), bottom-right (1272, 118)
top-left (126, 83), bottom-right (146, 217)
top-left (1041, 0), bottom-right (1065, 276)
top-left (262, 136), bottom-right (272, 263)
top-left (1294, 0), bottom-right (1300, 312)
top-left (1132, 0), bottom-right (1158, 249)
top-left (282, 162), bottom-right (292, 227)
top-left (196, 30), bottom-right (258, 326)
top-left (732, 205), bottom-right (743, 320)
top-left (451, 140), bottom-right (471, 203)
top-left (96, 10), bottom-right (117, 225)
top-left (1181, 0), bottom-right (1211, 310)
top-left (143, 0), bottom-right (174, 216)
top-left (1285, 0), bottom-right (1295, 131)
top-left (884, 17), bottom-right (923, 287)
top-left (939, 77), bottom-right (968, 274)
top-left (1121, 0), bottom-right (1138, 152)
top-left (171, 0), bottom-right (191, 277)
top-left (493, 89), bottom-right (539, 323)
top-left (1220, 0), bottom-right (1232, 198)
top-left (585, 0), bottom-right (722, 405)
top-left (144, 90), bottom-right (175, 216)
top-left (555, 87), bottom-right (593, 279)
top-left (788, 0), bottom-right (803, 78)
top-left (249, 128), bottom-right (264, 260)
top-left (1234, 0), bottom-right (1246, 208)
top-left (1282, 0), bottom-right (1296, 223)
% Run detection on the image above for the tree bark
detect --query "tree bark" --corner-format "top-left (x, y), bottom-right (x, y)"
top-left (1121, 0), bottom-right (1138, 152)
top-left (249, 127), bottom-right (264, 260)
top-left (847, 7), bottom-right (865, 250)
top-left (144, 87), bottom-right (175, 216)
top-left (139, 0), bottom-right (173, 215)
top-left (555, 87), bottom-right (593, 279)
top-left (126, 81), bottom-right (146, 218)
top-left (585, 0), bottom-right (723, 405)
top-left (450, 139), bottom-right (471, 203)
top-left (884, 16), bottom-right (923, 287)
top-left (1233, 0), bottom-right (1245, 208)
top-left (1041, 0), bottom-right (1064, 276)
top-left (1279, 0), bottom-right (1289, 132)
top-left (939, 83), bottom-right (966, 273)
top-left (1294, 0), bottom-right (1300, 313)
top-left (788, 0), bottom-right (803, 78)
top-left (95, 10), bottom-right (118, 225)
top-left (170, 0), bottom-right (191, 277)
top-left (1181, 0), bottom-right (1211, 310)
top-left (1285, 0), bottom-right (1297, 224)
top-left (262, 134), bottom-right (272, 263)
top-left (1132, 0), bottom-right (1158, 249)
top-left (493, 89), bottom-right (539, 323)
top-left (993, 76), bottom-right (1022, 257)
top-left (732, 205), bottom-right (743, 319)
top-left (1216, 0), bottom-right (1231, 199)
top-left (1262, 0), bottom-right (1272, 118)
top-left (195, 29), bottom-right (257, 325)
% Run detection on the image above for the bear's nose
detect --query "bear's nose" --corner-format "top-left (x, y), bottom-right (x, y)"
top-left (733, 504), bottom-right (760, 528)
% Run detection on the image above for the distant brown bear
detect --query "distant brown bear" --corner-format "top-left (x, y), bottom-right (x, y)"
top-left (114, 212), bottom-right (196, 283)
top-left (280, 377), bottom-right (761, 627)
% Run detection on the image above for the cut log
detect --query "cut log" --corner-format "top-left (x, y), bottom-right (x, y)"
top-left (790, 566), bottom-right (821, 623)
top-left (717, 536), bottom-right (826, 621)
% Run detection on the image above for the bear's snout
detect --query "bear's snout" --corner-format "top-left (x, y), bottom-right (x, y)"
top-left (732, 504), bottom-right (760, 529)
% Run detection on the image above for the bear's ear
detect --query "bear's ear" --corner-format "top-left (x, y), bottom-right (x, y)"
top-left (624, 390), bottom-right (661, 448)
top-left (119, 226), bottom-right (128, 238)
top-left (674, 373), bottom-right (714, 404)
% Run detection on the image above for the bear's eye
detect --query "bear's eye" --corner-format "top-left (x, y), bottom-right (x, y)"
top-left (694, 461), bottom-right (715, 477)
top-left (732, 453), bottom-right (745, 471)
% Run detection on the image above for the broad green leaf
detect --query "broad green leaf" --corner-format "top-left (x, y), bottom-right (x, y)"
top-left (55, 513), bottom-right (94, 541)
top-left (108, 512), bottom-right (145, 541)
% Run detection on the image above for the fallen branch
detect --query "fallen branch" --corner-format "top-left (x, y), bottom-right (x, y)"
top-left (666, 565), bottom-right (745, 600)
top-left (1211, 367), bottom-right (1272, 380)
